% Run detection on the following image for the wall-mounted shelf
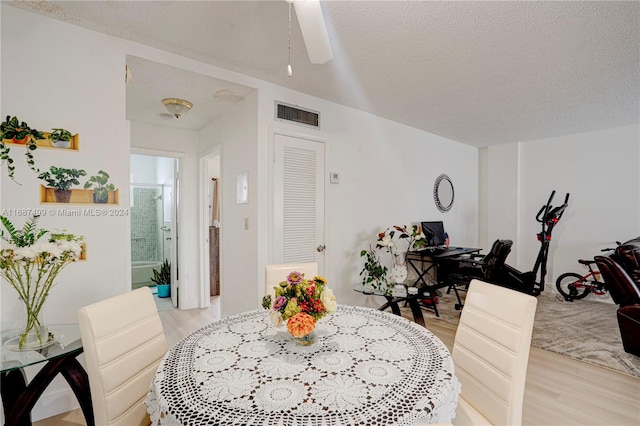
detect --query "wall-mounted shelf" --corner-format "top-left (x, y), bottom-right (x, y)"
top-left (40, 186), bottom-right (119, 205)
top-left (2, 133), bottom-right (80, 151)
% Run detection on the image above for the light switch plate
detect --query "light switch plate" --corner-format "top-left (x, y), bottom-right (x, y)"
top-left (330, 172), bottom-right (340, 184)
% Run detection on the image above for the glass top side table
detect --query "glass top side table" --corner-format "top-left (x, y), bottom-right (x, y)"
top-left (352, 283), bottom-right (431, 327)
top-left (1, 324), bottom-right (95, 426)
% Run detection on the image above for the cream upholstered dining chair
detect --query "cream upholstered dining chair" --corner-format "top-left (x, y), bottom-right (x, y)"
top-left (265, 262), bottom-right (318, 298)
top-left (451, 279), bottom-right (537, 426)
top-left (77, 286), bottom-right (168, 426)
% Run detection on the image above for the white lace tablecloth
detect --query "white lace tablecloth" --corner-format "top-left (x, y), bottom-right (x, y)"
top-left (146, 305), bottom-right (460, 425)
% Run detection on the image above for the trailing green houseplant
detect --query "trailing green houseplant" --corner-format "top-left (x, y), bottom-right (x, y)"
top-left (0, 116), bottom-right (45, 182)
top-left (84, 170), bottom-right (116, 203)
top-left (38, 166), bottom-right (87, 203)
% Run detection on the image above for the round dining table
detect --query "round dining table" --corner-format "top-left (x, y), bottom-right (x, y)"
top-left (146, 305), bottom-right (460, 425)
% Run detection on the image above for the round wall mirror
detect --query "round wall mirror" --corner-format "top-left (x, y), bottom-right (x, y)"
top-left (433, 174), bottom-right (454, 212)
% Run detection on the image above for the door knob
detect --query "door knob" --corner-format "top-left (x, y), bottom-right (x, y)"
top-left (316, 244), bottom-right (326, 253)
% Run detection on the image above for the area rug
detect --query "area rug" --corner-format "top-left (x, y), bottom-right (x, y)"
top-left (407, 288), bottom-right (640, 378)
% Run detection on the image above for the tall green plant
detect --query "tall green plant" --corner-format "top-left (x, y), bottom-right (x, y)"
top-left (151, 259), bottom-right (171, 284)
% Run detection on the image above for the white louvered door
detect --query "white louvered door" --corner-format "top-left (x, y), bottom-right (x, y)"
top-left (273, 133), bottom-right (325, 275)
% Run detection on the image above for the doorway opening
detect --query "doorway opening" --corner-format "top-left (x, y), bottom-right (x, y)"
top-left (131, 153), bottom-right (179, 310)
top-left (200, 149), bottom-right (222, 312)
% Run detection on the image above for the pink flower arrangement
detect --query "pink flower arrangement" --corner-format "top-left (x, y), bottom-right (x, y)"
top-left (262, 271), bottom-right (337, 337)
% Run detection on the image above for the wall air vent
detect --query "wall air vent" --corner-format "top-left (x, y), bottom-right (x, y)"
top-left (275, 101), bottom-right (320, 129)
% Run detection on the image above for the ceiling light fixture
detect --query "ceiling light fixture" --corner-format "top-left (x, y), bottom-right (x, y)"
top-left (162, 98), bottom-right (193, 118)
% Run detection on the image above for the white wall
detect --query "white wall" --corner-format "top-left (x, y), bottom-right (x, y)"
top-left (1, 5), bottom-right (131, 420)
top-left (519, 125), bottom-right (640, 298)
top-left (198, 72), bottom-right (479, 315)
top-left (199, 92), bottom-right (259, 316)
top-left (486, 143), bottom-right (520, 262)
top-left (478, 148), bottom-right (489, 250)
top-left (254, 85), bottom-right (479, 308)
top-left (131, 154), bottom-right (157, 183)
top-left (484, 124), bottom-right (640, 299)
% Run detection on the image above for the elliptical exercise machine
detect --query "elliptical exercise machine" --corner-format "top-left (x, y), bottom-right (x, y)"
top-left (502, 190), bottom-right (570, 296)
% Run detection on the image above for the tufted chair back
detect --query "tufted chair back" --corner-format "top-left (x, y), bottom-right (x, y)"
top-left (452, 279), bottom-right (537, 426)
top-left (612, 237), bottom-right (640, 285)
top-left (78, 287), bottom-right (168, 425)
top-left (594, 256), bottom-right (640, 307)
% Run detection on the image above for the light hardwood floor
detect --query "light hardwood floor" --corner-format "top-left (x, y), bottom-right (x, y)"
top-left (35, 304), bottom-right (640, 425)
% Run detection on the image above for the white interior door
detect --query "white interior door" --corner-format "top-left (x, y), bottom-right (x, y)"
top-left (273, 133), bottom-right (325, 274)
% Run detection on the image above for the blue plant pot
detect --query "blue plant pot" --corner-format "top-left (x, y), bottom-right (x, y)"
top-left (157, 284), bottom-right (170, 298)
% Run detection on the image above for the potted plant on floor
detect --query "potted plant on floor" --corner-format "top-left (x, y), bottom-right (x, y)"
top-left (151, 259), bottom-right (171, 298)
top-left (0, 115), bottom-right (45, 182)
top-left (84, 170), bottom-right (116, 204)
top-left (48, 128), bottom-right (73, 149)
top-left (38, 166), bottom-right (87, 203)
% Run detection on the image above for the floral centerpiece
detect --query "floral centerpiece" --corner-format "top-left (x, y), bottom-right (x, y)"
top-left (0, 215), bottom-right (84, 348)
top-left (262, 271), bottom-right (336, 345)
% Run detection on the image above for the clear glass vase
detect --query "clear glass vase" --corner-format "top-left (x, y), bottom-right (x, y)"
top-left (16, 296), bottom-right (50, 350)
top-left (390, 252), bottom-right (408, 284)
top-left (294, 330), bottom-right (317, 346)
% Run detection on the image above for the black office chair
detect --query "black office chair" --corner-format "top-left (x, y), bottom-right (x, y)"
top-left (449, 239), bottom-right (514, 292)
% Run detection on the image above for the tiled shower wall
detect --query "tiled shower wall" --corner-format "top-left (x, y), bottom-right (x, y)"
top-left (131, 187), bottom-right (162, 262)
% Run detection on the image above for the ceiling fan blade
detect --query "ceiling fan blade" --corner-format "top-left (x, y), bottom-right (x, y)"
top-left (293, 0), bottom-right (333, 64)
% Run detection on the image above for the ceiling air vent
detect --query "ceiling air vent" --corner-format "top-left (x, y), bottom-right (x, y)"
top-left (275, 101), bottom-right (320, 129)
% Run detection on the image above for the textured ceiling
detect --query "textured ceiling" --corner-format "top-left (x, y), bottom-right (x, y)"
top-left (125, 56), bottom-right (255, 130)
top-left (7, 1), bottom-right (640, 147)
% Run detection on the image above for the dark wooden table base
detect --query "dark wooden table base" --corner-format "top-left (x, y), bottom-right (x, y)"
top-left (378, 296), bottom-right (426, 327)
top-left (1, 349), bottom-right (94, 426)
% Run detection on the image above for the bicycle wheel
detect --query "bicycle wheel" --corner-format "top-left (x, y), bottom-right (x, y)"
top-left (556, 272), bottom-right (591, 301)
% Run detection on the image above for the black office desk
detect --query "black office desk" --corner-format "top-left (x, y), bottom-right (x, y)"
top-left (406, 247), bottom-right (481, 316)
